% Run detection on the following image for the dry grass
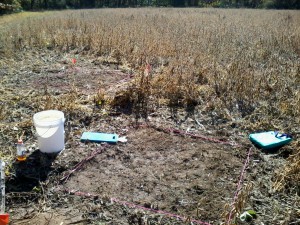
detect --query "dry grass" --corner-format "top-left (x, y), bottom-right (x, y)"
top-left (1, 8), bottom-right (299, 129)
top-left (274, 144), bottom-right (300, 193)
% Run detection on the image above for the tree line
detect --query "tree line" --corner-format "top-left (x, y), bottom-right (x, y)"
top-left (0, 0), bottom-right (299, 14)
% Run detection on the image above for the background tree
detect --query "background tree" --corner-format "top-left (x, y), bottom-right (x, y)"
top-left (0, 0), bottom-right (299, 14)
top-left (0, 0), bottom-right (21, 14)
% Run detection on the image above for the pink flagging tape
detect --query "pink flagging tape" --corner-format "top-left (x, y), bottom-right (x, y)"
top-left (111, 198), bottom-right (213, 225)
top-left (226, 147), bottom-right (253, 224)
top-left (62, 188), bottom-right (212, 225)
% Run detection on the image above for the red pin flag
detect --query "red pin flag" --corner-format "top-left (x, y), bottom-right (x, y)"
top-left (0, 214), bottom-right (9, 225)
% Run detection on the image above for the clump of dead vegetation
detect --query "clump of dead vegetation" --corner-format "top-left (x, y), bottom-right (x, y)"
top-left (0, 8), bottom-right (299, 134)
top-left (274, 143), bottom-right (300, 194)
top-left (222, 183), bottom-right (253, 225)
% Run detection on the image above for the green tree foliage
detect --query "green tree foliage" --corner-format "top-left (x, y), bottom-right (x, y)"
top-left (0, 0), bottom-right (299, 13)
top-left (0, 0), bottom-right (21, 14)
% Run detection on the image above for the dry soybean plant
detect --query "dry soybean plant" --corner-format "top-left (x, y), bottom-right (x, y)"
top-left (222, 182), bottom-right (254, 225)
top-left (274, 144), bottom-right (300, 194)
top-left (111, 66), bottom-right (152, 120)
top-left (1, 8), bottom-right (299, 132)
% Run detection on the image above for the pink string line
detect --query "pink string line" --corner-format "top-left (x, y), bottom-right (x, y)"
top-left (169, 128), bottom-right (242, 147)
top-left (226, 147), bottom-right (253, 225)
top-left (61, 188), bottom-right (212, 225)
top-left (60, 144), bottom-right (108, 183)
top-left (138, 124), bottom-right (243, 147)
top-left (111, 198), bottom-right (213, 225)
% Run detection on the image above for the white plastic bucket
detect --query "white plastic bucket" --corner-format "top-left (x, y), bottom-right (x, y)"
top-left (33, 110), bottom-right (65, 153)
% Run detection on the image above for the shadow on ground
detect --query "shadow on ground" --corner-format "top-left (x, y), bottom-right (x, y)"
top-left (6, 151), bottom-right (59, 193)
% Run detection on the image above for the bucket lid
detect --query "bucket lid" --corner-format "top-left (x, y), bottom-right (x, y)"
top-left (33, 110), bottom-right (64, 138)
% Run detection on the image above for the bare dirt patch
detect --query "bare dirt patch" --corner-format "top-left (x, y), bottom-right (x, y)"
top-left (61, 127), bottom-right (243, 222)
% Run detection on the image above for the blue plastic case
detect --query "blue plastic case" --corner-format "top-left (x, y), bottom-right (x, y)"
top-left (249, 131), bottom-right (292, 150)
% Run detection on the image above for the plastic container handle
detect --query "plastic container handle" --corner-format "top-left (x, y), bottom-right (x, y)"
top-left (275, 131), bottom-right (292, 139)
